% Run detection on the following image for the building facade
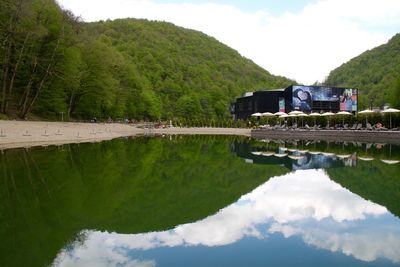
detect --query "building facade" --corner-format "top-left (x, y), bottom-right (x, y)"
top-left (231, 85), bottom-right (358, 120)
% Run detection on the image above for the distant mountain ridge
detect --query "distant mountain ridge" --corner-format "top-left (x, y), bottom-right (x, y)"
top-left (325, 34), bottom-right (400, 109)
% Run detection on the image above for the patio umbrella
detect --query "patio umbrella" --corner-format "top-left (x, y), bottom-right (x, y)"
top-left (262, 112), bottom-right (274, 116)
top-left (297, 113), bottom-right (308, 127)
top-left (336, 154), bottom-right (352, 159)
top-left (288, 155), bottom-right (305, 160)
top-left (261, 112), bottom-right (274, 125)
top-left (381, 159), bottom-right (400, 164)
top-left (261, 151), bottom-right (275, 157)
top-left (287, 114), bottom-right (297, 126)
top-left (275, 112), bottom-right (287, 125)
top-left (358, 109), bottom-right (374, 126)
top-left (251, 112), bottom-right (262, 117)
top-left (309, 112), bottom-right (321, 126)
top-left (381, 108), bottom-right (400, 129)
top-left (358, 156), bottom-right (374, 161)
top-left (321, 112), bottom-right (335, 127)
top-left (336, 111), bottom-right (352, 126)
top-left (288, 111), bottom-right (304, 115)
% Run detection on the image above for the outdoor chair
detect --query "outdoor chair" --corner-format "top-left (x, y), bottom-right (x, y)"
top-left (350, 124), bottom-right (357, 130)
top-left (366, 123), bottom-right (373, 131)
top-left (356, 124), bottom-right (362, 130)
top-left (313, 125), bottom-right (321, 130)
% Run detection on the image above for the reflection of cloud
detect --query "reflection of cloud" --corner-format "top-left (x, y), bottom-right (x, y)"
top-left (269, 222), bottom-right (400, 262)
top-left (53, 170), bottom-right (400, 266)
top-left (53, 232), bottom-right (156, 267)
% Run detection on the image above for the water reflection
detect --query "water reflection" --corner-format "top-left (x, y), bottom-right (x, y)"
top-left (53, 169), bottom-right (400, 266)
top-left (235, 139), bottom-right (400, 170)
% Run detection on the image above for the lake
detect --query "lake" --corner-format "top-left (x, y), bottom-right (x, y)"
top-left (1, 135), bottom-right (400, 267)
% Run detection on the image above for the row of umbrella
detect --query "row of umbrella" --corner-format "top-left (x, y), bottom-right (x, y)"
top-left (251, 108), bottom-right (400, 128)
top-left (250, 150), bottom-right (400, 164)
top-left (251, 110), bottom-right (350, 126)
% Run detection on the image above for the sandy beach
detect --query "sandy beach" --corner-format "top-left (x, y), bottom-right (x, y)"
top-left (0, 120), bottom-right (251, 149)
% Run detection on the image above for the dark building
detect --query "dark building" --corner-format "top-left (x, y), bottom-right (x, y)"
top-left (231, 85), bottom-right (358, 120)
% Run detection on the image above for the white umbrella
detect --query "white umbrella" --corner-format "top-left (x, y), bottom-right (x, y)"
top-left (251, 112), bottom-right (262, 117)
top-left (289, 111), bottom-right (304, 115)
top-left (296, 113), bottom-right (308, 127)
top-left (381, 108), bottom-right (400, 129)
top-left (309, 112), bottom-right (321, 126)
top-left (279, 114), bottom-right (288, 118)
top-left (358, 109), bottom-right (374, 114)
top-left (336, 111), bottom-right (352, 126)
top-left (381, 159), bottom-right (400, 164)
top-left (261, 112), bottom-right (274, 116)
top-left (251, 151), bottom-right (262, 155)
top-left (288, 155), bottom-right (305, 160)
top-left (358, 109), bottom-right (375, 125)
top-left (275, 112), bottom-right (287, 125)
top-left (261, 151), bottom-right (275, 157)
top-left (274, 153), bottom-right (288, 158)
top-left (358, 156), bottom-right (374, 161)
top-left (261, 112), bottom-right (274, 125)
top-left (321, 112), bottom-right (335, 127)
top-left (336, 154), bottom-right (352, 159)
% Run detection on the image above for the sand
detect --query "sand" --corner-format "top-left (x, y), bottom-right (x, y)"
top-left (0, 120), bottom-right (251, 149)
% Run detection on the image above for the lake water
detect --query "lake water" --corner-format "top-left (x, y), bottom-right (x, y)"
top-left (1, 135), bottom-right (400, 267)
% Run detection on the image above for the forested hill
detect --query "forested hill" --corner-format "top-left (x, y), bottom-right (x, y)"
top-left (0, 0), bottom-right (292, 121)
top-left (325, 34), bottom-right (400, 109)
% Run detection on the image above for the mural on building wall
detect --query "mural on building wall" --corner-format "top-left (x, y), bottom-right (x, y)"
top-left (340, 88), bottom-right (358, 112)
top-left (292, 86), bottom-right (357, 112)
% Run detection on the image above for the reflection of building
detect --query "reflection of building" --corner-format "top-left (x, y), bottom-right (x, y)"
top-left (231, 85), bottom-right (358, 120)
top-left (232, 142), bottom-right (357, 170)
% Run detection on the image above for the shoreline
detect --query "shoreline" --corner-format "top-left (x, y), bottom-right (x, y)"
top-left (0, 120), bottom-right (251, 149)
top-left (1, 120), bottom-right (400, 149)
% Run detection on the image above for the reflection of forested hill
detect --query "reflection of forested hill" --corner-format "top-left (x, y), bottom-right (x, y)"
top-left (0, 136), bottom-right (288, 267)
top-left (327, 161), bottom-right (400, 218)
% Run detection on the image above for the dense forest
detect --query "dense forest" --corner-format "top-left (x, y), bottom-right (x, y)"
top-left (0, 0), bottom-right (292, 121)
top-left (325, 34), bottom-right (400, 109)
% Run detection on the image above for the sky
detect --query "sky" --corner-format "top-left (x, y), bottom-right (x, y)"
top-left (57, 0), bottom-right (400, 85)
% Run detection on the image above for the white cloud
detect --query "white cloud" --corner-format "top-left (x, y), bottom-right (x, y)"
top-left (52, 169), bottom-right (400, 266)
top-left (57, 0), bottom-right (400, 85)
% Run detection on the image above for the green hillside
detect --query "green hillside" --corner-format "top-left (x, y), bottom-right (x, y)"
top-left (0, 0), bottom-right (292, 121)
top-left (325, 34), bottom-right (400, 109)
